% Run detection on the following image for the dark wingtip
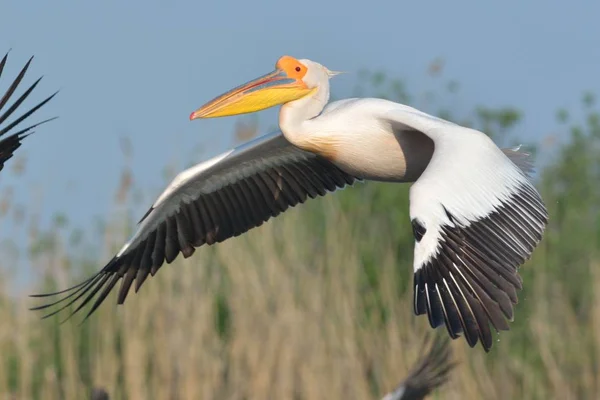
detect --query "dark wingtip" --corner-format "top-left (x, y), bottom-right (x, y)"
top-left (29, 277), bottom-right (91, 298)
top-left (0, 51), bottom-right (9, 71)
top-left (0, 53), bottom-right (58, 144)
top-left (30, 257), bottom-right (124, 323)
top-left (413, 181), bottom-right (548, 352)
top-left (383, 333), bottom-right (455, 400)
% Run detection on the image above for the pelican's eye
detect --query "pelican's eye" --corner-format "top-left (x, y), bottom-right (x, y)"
top-left (276, 56), bottom-right (308, 80)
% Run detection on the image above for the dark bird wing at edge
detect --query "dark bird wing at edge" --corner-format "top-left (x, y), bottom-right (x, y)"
top-left (0, 51), bottom-right (58, 172)
top-left (381, 334), bottom-right (455, 400)
top-left (30, 131), bottom-right (359, 321)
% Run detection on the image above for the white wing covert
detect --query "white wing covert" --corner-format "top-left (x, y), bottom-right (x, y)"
top-left (384, 106), bottom-right (548, 352)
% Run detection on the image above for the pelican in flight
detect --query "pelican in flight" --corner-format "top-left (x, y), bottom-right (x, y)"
top-left (0, 51), bottom-right (57, 173)
top-left (32, 56), bottom-right (548, 351)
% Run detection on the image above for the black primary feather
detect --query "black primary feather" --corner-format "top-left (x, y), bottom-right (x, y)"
top-left (413, 181), bottom-right (548, 352)
top-left (0, 50), bottom-right (58, 172)
top-left (381, 334), bottom-right (455, 400)
top-left (30, 138), bottom-right (358, 322)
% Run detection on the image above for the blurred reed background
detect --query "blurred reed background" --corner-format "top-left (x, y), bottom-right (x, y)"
top-left (0, 60), bottom-right (599, 400)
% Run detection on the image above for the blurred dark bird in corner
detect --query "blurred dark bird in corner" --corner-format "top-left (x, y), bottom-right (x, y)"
top-left (0, 50), bottom-right (58, 173)
top-left (84, 337), bottom-right (455, 400)
top-left (90, 387), bottom-right (110, 400)
top-left (381, 335), bottom-right (455, 400)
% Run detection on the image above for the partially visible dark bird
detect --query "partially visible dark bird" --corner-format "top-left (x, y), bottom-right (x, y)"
top-left (0, 50), bottom-right (57, 173)
top-left (381, 335), bottom-right (455, 400)
top-left (90, 387), bottom-right (110, 400)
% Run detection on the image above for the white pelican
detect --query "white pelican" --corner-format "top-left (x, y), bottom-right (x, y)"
top-left (32, 55), bottom-right (548, 352)
top-left (381, 335), bottom-right (454, 400)
top-left (0, 51), bottom-right (57, 172)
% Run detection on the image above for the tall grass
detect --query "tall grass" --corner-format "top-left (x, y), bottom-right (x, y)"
top-left (0, 178), bottom-right (598, 399)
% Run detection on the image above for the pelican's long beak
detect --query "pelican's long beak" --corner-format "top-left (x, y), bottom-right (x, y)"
top-left (190, 69), bottom-right (313, 120)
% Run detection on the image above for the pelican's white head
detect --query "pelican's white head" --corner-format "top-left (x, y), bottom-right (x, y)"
top-left (291, 57), bottom-right (342, 91)
top-left (189, 55), bottom-right (341, 120)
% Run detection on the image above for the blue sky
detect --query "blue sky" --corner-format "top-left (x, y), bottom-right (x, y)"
top-left (1, 1), bottom-right (599, 275)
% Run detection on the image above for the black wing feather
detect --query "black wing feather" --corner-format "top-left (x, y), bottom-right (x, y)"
top-left (31, 138), bottom-right (357, 321)
top-left (0, 51), bottom-right (57, 172)
top-left (381, 334), bottom-right (455, 400)
top-left (413, 181), bottom-right (548, 352)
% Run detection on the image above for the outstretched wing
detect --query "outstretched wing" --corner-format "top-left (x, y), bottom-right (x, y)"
top-left (381, 334), bottom-right (454, 400)
top-left (31, 131), bottom-right (357, 320)
top-left (384, 104), bottom-right (548, 352)
top-left (0, 51), bottom-right (57, 172)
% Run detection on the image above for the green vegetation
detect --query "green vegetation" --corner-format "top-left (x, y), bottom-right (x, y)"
top-left (0, 60), bottom-right (598, 399)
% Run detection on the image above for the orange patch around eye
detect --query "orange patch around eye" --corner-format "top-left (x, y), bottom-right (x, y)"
top-left (276, 55), bottom-right (308, 79)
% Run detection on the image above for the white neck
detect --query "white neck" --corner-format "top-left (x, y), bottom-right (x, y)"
top-left (278, 84), bottom-right (330, 144)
